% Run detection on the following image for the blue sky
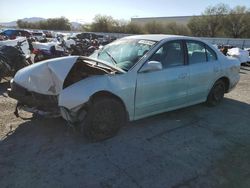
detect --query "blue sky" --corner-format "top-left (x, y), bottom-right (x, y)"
top-left (0, 0), bottom-right (250, 23)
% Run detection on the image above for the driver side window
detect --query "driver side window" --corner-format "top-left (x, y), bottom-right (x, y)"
top-left (150, 41), bottom-right (184, 68)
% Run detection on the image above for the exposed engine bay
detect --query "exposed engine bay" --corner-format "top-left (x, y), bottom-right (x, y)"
top-left (63, 58), bottom-right (110, 88)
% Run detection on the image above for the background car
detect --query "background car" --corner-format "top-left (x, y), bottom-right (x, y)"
top-left (42, 30), bottom-right (53, 38)
top-left (31, 31), bottom-right (46, 42)
top-left (76, 32), bottom-right (102, 40)
top-left (0, 29), bottom-right (32, 39)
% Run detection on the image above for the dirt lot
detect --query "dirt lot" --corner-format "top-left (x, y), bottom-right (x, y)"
top-left (0, 66), bottom-right (250, 188)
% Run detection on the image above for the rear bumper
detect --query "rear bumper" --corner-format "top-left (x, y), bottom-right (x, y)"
top-left (7, 80), bottom-right (60, 116)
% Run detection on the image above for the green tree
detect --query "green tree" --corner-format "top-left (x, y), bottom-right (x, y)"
top-left (203, 3), bottom-right (229, 37)
top-left (45, 17), bottom-right (71, 30)
top-left (188, 3), bottom-right (229, 37)
top-left (144, 21), bottom-right (164, 34)
top-left (125, 22), bottom-right (143, 34)
top-left (113, 20), bottom-right (127, 33)
top-left (91, 15), bottom-right (116, 32)
top-left (81, 24), bottom-right (91, 32)
top-left (17, 17), bottom-right (71, 31)
top-left (188, 16), bottom-right (209, 36)
top-left (165, 22), bottom-right (190, 35)
top-left (17, 20), bottom-right (29, 29)
top-left (223, 6), bottom-right (250, 38)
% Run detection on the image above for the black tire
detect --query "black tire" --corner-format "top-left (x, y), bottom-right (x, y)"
top-left (81, 97), bottom-right (127, 141)
top-left (206, 80), bottom-right (225, 106)
top-left (0, 60), bottom-right (4, 83)
top-left (0, 58), bottom-right (9, 82)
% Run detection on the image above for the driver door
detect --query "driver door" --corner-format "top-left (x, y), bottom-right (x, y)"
top-left (134, 40), bottom-right (189, 119)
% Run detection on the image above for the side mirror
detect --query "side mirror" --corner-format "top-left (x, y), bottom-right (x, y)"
top-left (139, 61), bottom-right (162, 73)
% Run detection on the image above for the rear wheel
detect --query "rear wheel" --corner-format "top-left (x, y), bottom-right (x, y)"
top-left (206, 80), bottom-right (225, 106)
top-left (80, 97), bottom-right (127, 141)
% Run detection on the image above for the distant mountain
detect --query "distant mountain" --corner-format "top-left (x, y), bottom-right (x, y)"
top-left (0, 17), bottom-right (82, 30)
top-left (0, 21), bottom-right (17, 27)
top-left (21, 17), bottom-right (46, 23)
top-left (0, 17), bottom-right (45, 27)
top-left (70, 22), bottom-right (82, 30)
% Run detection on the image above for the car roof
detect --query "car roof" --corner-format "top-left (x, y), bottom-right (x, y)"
top-left (123, 34), bottom-right (200, 42)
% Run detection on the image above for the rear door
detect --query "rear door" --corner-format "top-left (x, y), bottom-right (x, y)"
top-left (185, 40), bottom-right (221, 103)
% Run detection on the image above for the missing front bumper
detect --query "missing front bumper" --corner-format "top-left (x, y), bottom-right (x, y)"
top-left (14, 102), bottom-right (61, 118)
top-left (8, 81), bottom-right (60, 117)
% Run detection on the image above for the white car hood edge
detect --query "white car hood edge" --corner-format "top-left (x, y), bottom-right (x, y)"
top-left (14, 56), bottom-right (79, 95)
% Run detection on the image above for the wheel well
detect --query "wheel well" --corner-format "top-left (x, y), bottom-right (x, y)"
top-left (218, 77), bottom-right (230, 92)
top-left (90, 91), bottom-right (129, 120)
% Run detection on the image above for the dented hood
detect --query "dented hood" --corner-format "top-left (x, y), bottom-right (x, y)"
top-left (14, 56), bottom-right (79, 95)
top-left (13, 56), bottom-right (125, 95)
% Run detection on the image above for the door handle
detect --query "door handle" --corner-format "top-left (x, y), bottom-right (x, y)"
top-left (178, 73), bottom-right (187, 79)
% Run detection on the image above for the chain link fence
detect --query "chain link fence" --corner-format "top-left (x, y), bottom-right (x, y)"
top-left (201, 37), bottom-right (250, 49)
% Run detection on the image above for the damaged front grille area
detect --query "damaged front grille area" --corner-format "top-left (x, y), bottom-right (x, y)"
top-left (8, 81), bottom-right (59, 113)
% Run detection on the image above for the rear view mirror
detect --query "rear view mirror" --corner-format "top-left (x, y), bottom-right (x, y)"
top-left (139, 61), bottom-right (162, 73)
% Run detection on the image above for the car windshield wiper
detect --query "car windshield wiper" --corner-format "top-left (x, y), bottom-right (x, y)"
top-left (103, 50), bottom-right (117, 66)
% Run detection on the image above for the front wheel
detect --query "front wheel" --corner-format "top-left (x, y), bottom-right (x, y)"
top-left (0, 58), bottom-right (10, 82)
top-left (80, 97), bottom-right (127, 142)
top-left (206, 80), bottom-right (225, 106)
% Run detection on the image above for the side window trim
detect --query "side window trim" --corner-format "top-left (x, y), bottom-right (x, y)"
top-left (205, 44), bottom-right (208, 62)
top-left (183, 40), bottom-right (189, 65)
top-left (205, 45), bottom-right (218, 61)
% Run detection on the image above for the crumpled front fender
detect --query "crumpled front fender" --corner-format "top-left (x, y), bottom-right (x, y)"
top-left (58, 73), bottom-right (135, 121)
top-left (58, 75), bottom-right (115, 110)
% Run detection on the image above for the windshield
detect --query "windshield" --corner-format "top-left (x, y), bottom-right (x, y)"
top-left (90, 39), bottom-right (156, 71)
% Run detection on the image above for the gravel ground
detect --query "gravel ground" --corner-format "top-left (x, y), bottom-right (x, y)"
top-left (0, 66), bottom-right (250, 188)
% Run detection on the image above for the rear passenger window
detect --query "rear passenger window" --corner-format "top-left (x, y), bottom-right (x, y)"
top-left (186, 41), bottom-right (206, 64)
top-left (186, 41), bottom-right (218, 64)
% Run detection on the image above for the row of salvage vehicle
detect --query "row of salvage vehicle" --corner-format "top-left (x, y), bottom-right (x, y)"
top-left (216, 43), bottom-right (250, 65)
top-left (0, 29), bottom-right (115, 81)
top-left (1, 33), bottom-right (241, 141)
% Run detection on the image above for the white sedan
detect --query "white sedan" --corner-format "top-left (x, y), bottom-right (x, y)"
top-left (8, 35), bottom-right (240, 141)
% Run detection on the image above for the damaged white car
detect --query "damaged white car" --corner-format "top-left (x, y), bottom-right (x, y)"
top-left (8, 35), bottom-right (240, 141)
